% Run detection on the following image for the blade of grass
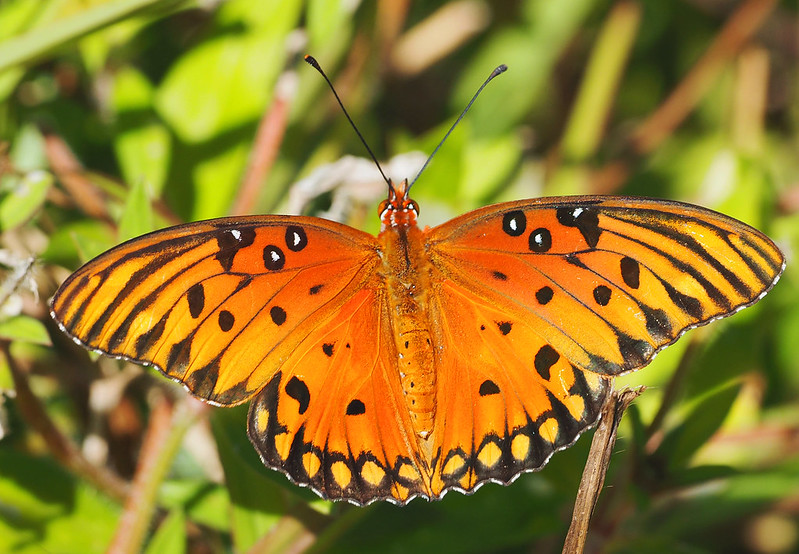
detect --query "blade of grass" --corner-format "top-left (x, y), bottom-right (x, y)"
top-left (0, 0), bottom-right (185, 73)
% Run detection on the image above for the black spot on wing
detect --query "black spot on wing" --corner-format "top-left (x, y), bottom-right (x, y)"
top-left (496, 321), bottom-right (512, 335)
top-left (218, 310), bottom-right (235, 332)
top-left (535, 286), bottom-right (553, 305)
top-left (556, 206), bottom-right (601, 248)
top-left (620, 257), bottom-right (640, 289)
top-left (285, 225), bottom-right (308, 252)
top-left (502, 210), bottom-right (526, 236)
top-left (534, 345), bottom-right (560, 380)
top-left (479, 380), bottom-right (500, 396)
top-left (215, 228), bottom-right (256, 271)
top-left (309, 284), bottom-right (323, 295)
top-left (529, 228), bottom-right (552, 253)
top-left (346, 399), bottom-right (365, 415)
top-left (593, 285), bottom-right (612, 306)
top-left (492, 271), bottom-right (508, 281)
top-left (322, 342), bottom-right (335, 357)
top-left (286, 376), bottom-right (310, 415)
top-left (270, 306), bottom-right (287, 326)
top-left (263, 245), bottom-right (285, 271)
top-left (187, 283), bottom-right (205, 318)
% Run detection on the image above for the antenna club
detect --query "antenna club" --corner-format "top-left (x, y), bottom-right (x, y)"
top-left (304, 55), bottom-right (320, 69)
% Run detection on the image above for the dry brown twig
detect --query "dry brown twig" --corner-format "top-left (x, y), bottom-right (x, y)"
top-left (563, 386), bottom-right (644, 554)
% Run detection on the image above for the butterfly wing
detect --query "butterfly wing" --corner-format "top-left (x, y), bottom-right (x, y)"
top-left (247, 285), bottom-right (430, 504)
top-left (51, 215), bottom-right (429, 503)
top-left (424, 195), bottom-right (784, 495)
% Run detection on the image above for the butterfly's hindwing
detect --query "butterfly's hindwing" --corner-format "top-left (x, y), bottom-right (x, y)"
top-left (246, 287), bottom-right (431, 505)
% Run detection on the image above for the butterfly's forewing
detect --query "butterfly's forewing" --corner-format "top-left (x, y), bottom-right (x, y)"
top-left (424, 196), bottom-right (783, 493)
top-left (51, 216), bottom-right (382, 405)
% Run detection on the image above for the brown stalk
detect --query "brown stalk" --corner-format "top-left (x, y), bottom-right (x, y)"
top-left (43, 132), bottom-right (113, 223)
top-left (230, 70), bottom-right (296, 217)
top-left (563, 386), bottom-right (644, 554)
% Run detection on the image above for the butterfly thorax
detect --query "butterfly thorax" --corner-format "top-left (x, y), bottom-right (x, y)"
top-left (378, 184), bottom-right (437, 440)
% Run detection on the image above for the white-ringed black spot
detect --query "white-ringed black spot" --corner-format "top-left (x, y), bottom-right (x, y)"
top-left (285, 376), bottom-right (310, 414)
top-left (536, 286), bottom-right (554, 305)
top-left (534, 345), bottom-right (560, 380)
top-left (346, 399), bottom-right (366, 415)
top-left (187, 284), bottom-right (205, 319)
top-left (497, 321), bottom-right (512, 335)
top-left (502, 210), bottom-right (526, 236)
top-left (322, 342), bottom-right (334, 357)
top-left (285, 225), bottom-right (308, 252)
top-left (593, 285), bottom-right (612, 306)
top-left (620, 257), bottom-right (640, 289)
top-left (270, 306), bottom-right (287, 326)
top-left (529, 228), bottom-right (552, 253)
top-left (479, 380), bottom-right (500, 396)
top-left (218, 310), bottom-right (235, 331)
top-left (263, 245), bottom-right (285, 271)
top-left (309, 284), bottom-right (323, 295)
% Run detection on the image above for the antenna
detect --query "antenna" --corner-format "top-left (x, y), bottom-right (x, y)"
top-left (304, 55), bottom-right (391, 187)
top-left (409, 64), bottom-right (507, 189)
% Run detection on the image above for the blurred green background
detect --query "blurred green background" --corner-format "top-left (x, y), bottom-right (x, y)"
top-left (0, 0), bottom-right (797, 552)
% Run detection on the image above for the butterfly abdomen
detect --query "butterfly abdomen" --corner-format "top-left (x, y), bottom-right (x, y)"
top-left (379, 225), bottom-right (437, 439)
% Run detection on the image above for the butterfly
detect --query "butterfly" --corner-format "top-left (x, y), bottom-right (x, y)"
top-left (50, 172), bottom-right (784, 505)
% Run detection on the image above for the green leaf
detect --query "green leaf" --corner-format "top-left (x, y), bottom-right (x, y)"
top-left (158, 480), bottom-right (231, 532)
top-left (156, 32), bottom-right (295, 143)
top-left (211, 406), bottom-right (290, 551)
top-left (8, 123), bottom-right (47, 171)
top-left (0, 0), bottom-right (182, 73)
top-left (655, 381), bottom-right (742, 471)
top-left (0, 315), bottom-right (51, 346)
top-left (0, 170), bottom-right (52, 231)
top-left (144, 509), bottom-right (186, 554)
top-left (0, 449), bottom-right (118, 553)
top-left (42, 220), bottom-right (115, 266)
top-left (117, 177), bottom-right (155, 242)
top-left (113, 68), bottom-right (171, 197)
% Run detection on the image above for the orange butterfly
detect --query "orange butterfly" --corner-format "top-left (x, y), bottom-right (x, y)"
top-left (50, 63), bottom-right (785, 506)
top-left (51, 183), bottom-right (784, 505)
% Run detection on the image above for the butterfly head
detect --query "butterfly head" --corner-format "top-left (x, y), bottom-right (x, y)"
top-left (379, 179), bottom-right (419, 228)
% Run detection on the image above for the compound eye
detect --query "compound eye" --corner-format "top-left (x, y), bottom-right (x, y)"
top-left (377, 199), bottom-right (389, 216)
top-left (410, 200), bottom-right (420, 215)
